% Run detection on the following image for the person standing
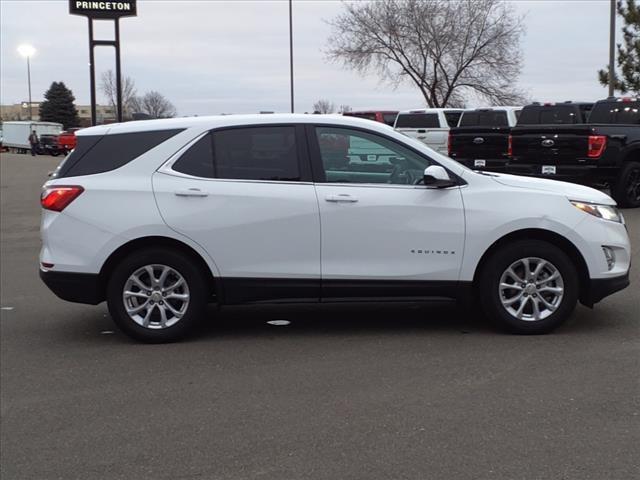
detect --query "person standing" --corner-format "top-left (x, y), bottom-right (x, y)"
top-left (28, 130), bottom-right (39, 156)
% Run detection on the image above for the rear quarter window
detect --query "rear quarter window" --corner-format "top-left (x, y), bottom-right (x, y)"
top-left (56, 129), bottom-right (184, 178)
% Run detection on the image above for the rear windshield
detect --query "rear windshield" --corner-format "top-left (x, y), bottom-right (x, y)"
top-left (444, 112), bottom-right (463, 127)
top-left (394, 113), bottom-right (439, 129)
top-left (517, 105), bottom-right (590, 125)
top-left (55, 129), bottom-right (184, 178)
top-left (382, 113), bottom-right (398, 126)
top-left (588, 101), bottom-right (640, 124)
top-left (459, 111), bottom-right (508, 127)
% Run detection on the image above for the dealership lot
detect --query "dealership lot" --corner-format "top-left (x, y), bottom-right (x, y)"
top-left (1, 152), bottom-right (639, 479)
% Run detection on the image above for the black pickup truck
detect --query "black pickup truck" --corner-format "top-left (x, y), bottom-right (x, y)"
top-left (508, 97), bottom-right (640, 207)
top-left (448, 107), bottom-right (521, 171)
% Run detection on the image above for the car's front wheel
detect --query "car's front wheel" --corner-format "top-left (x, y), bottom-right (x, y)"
top-left (478, 240), bottom-right (579, 334)
top-left (107, 248), bottom-right (208, 342)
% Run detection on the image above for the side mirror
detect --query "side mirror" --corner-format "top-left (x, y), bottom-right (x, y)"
top-left (423, 165), bottom-right (457, 188)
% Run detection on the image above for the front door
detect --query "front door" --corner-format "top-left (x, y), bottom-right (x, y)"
top-left (309, 125), bottom-right (466, 300)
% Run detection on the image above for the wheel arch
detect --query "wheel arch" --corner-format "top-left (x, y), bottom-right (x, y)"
top-left (472, 228), bottom-right (591, 305)
top-left (99, 236), bottom-right (219, 302)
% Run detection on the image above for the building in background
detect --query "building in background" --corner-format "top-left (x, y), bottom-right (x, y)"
top-left (1, 103), bottom-right (115, 127)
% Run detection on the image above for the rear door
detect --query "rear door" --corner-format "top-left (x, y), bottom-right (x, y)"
top-left (153, 125), bottom-right (321, 304)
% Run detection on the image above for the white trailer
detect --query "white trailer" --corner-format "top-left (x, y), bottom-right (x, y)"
top-left (2, 121), bottom-right (63, 152)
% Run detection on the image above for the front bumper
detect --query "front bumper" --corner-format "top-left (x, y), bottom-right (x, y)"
top-left (581, 271), bottom-right (630, 307)
top-left (39, 269), bottom-right (104, 305)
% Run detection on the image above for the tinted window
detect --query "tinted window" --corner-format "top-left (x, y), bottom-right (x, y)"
top-left (588, 101), bottom-right (640, 124)
top-left (517, 106), bottom-right (585, 125)
top-left (213, 127), bottom-right (300, 181)
top-left (459, 111), bottom-right (508, 127)
top-left (316, 127), bottom-right (431, 185)
top-left (444, 112), bottom-right (463, 127)
top-left (383, 113), bottom-right (398, 126)
top-left (172, 134), bottom-right (214, 178)
top-left (394, 113), bottom-right (439, 129)
top-left (57, 129), bottom-right (183, 178)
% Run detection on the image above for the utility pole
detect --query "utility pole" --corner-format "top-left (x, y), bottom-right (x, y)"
top-left (289, 0), bottom-right (294, 113)
top-left (608, 0), bottom-right (616, 97)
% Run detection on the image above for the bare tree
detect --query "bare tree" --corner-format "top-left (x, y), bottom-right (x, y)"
top-left (339, 104), bottom-right (352, 113)
top-left (313, 99), bottom-right (336, 113)
top-left (137, 91), bottom-right (177, 118)
top-left (326, 0), bottom-right (527, 107)
top-left (99, 70), bottom-right (138, 118)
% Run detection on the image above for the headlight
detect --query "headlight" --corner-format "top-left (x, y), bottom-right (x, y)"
top-left (570, 201), bottom-right (623, 223)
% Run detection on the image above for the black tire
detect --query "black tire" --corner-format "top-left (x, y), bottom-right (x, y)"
top-left (611, 161), bottom-right (640, 208)
top-left (478, 240), bottom-right (579, 334)
top-left (106, 248), bottom-right (209, 343)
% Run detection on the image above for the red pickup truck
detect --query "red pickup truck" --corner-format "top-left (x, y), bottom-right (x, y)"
top-left (57, 129), bottom-right (80, 153)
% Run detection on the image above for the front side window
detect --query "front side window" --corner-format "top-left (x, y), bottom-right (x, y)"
top-left (212, 126), bottom-right (300, 181)
top-left (315, 127), bottom-right (431, 185)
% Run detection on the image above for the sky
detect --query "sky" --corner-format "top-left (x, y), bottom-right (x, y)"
top-left (0, 0), bottom-right (620, 115)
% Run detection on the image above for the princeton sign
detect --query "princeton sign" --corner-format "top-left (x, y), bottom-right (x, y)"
top-left (69, 0), bottom-right (136, 19)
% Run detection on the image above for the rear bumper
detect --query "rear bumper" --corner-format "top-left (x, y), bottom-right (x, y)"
top-left (39, 269), bottom-right (104, 305)
top-left (581, 272), bottom-right (630, 307)
top-left (506, 164), bottom-right (619, 185)
top-left (455, 158), bottom-right (509, 172)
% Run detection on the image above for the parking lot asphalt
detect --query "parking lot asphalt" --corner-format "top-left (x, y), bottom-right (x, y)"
top-left (1, 151), bottom-right (639, 480)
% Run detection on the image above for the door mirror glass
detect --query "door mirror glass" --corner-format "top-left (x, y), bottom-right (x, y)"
top-left (423, 166), bottom-right (456, 188)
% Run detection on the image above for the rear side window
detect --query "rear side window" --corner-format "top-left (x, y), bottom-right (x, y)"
top-left (394, 114), bottom-right (439, 128)
top-left (588, 101), bottom-right (640, 124)
top-left (212, 126), bottom-right (300, 181)
top-left (57, 129), bottom-right (183, 178)
top-left (172, 134), bottom-right (214, 178)
top-left (459, 111), bottom-right (508, 127)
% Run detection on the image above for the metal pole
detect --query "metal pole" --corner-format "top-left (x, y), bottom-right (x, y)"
top-left (115, 18), bottom-right (123, 122)
top-left (88, 18), bottom-right (97, 126)
top-left (608, 0), bottom-right (616, 97)
top-left (26, 56), bottom-right (32, 120)
top-left (289, 0), bottom-right (294, 113)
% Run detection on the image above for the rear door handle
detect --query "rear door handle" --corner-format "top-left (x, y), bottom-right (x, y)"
top-left (174, 188), bottom-right (208, 197)
top-left (325, 194), bottom-right (358, 203)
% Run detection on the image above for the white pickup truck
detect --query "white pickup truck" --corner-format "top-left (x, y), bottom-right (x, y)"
top-left (393, 108), bottom-right (465, 155)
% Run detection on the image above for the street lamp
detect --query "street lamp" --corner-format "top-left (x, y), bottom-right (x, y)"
top-left (17, 44), bottom-right (36, 120)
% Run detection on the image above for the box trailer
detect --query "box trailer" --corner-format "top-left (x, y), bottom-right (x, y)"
top-left (2, 121), bottom-right (63, 152)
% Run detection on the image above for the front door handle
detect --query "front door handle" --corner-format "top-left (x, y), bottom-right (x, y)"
top-left (174, 188), bottom-right (208, 197)
top-left (325, 194), bottom-right (358, 203)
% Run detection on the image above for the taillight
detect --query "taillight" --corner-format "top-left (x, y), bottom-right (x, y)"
top-left (587, 135), bottom-right (607, 158)
top-left (448, 132), bottom-right (453, 156)
top-left (41, 186), bottom-right (84, 212)
top-left (507, 134), bottom-right (513, 157)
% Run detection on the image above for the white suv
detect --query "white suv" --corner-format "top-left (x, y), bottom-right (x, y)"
top-left (40, 114), bottom-right (631, 342)
top-left (394, 108), bottom-right (465, 154)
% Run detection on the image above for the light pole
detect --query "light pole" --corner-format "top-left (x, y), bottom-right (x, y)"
top-left (608, 0), bottom-right (616, 97)
top-left (289, 0), bottom-right (294, 113)
top-left (17, 44), bottom-right (36, 120)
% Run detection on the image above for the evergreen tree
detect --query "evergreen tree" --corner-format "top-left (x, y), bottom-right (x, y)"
top-left (39, 82), bottom-right (80, 129)
top-left (599, 0), bottom-right (640, 95)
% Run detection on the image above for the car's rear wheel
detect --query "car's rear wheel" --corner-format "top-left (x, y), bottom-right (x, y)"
top-left (107, 248), bottom-right (208, 342)
top-left (611, 161), bottom-right (640, 208)
top-left (478, 240), bottom-right (579, 334)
